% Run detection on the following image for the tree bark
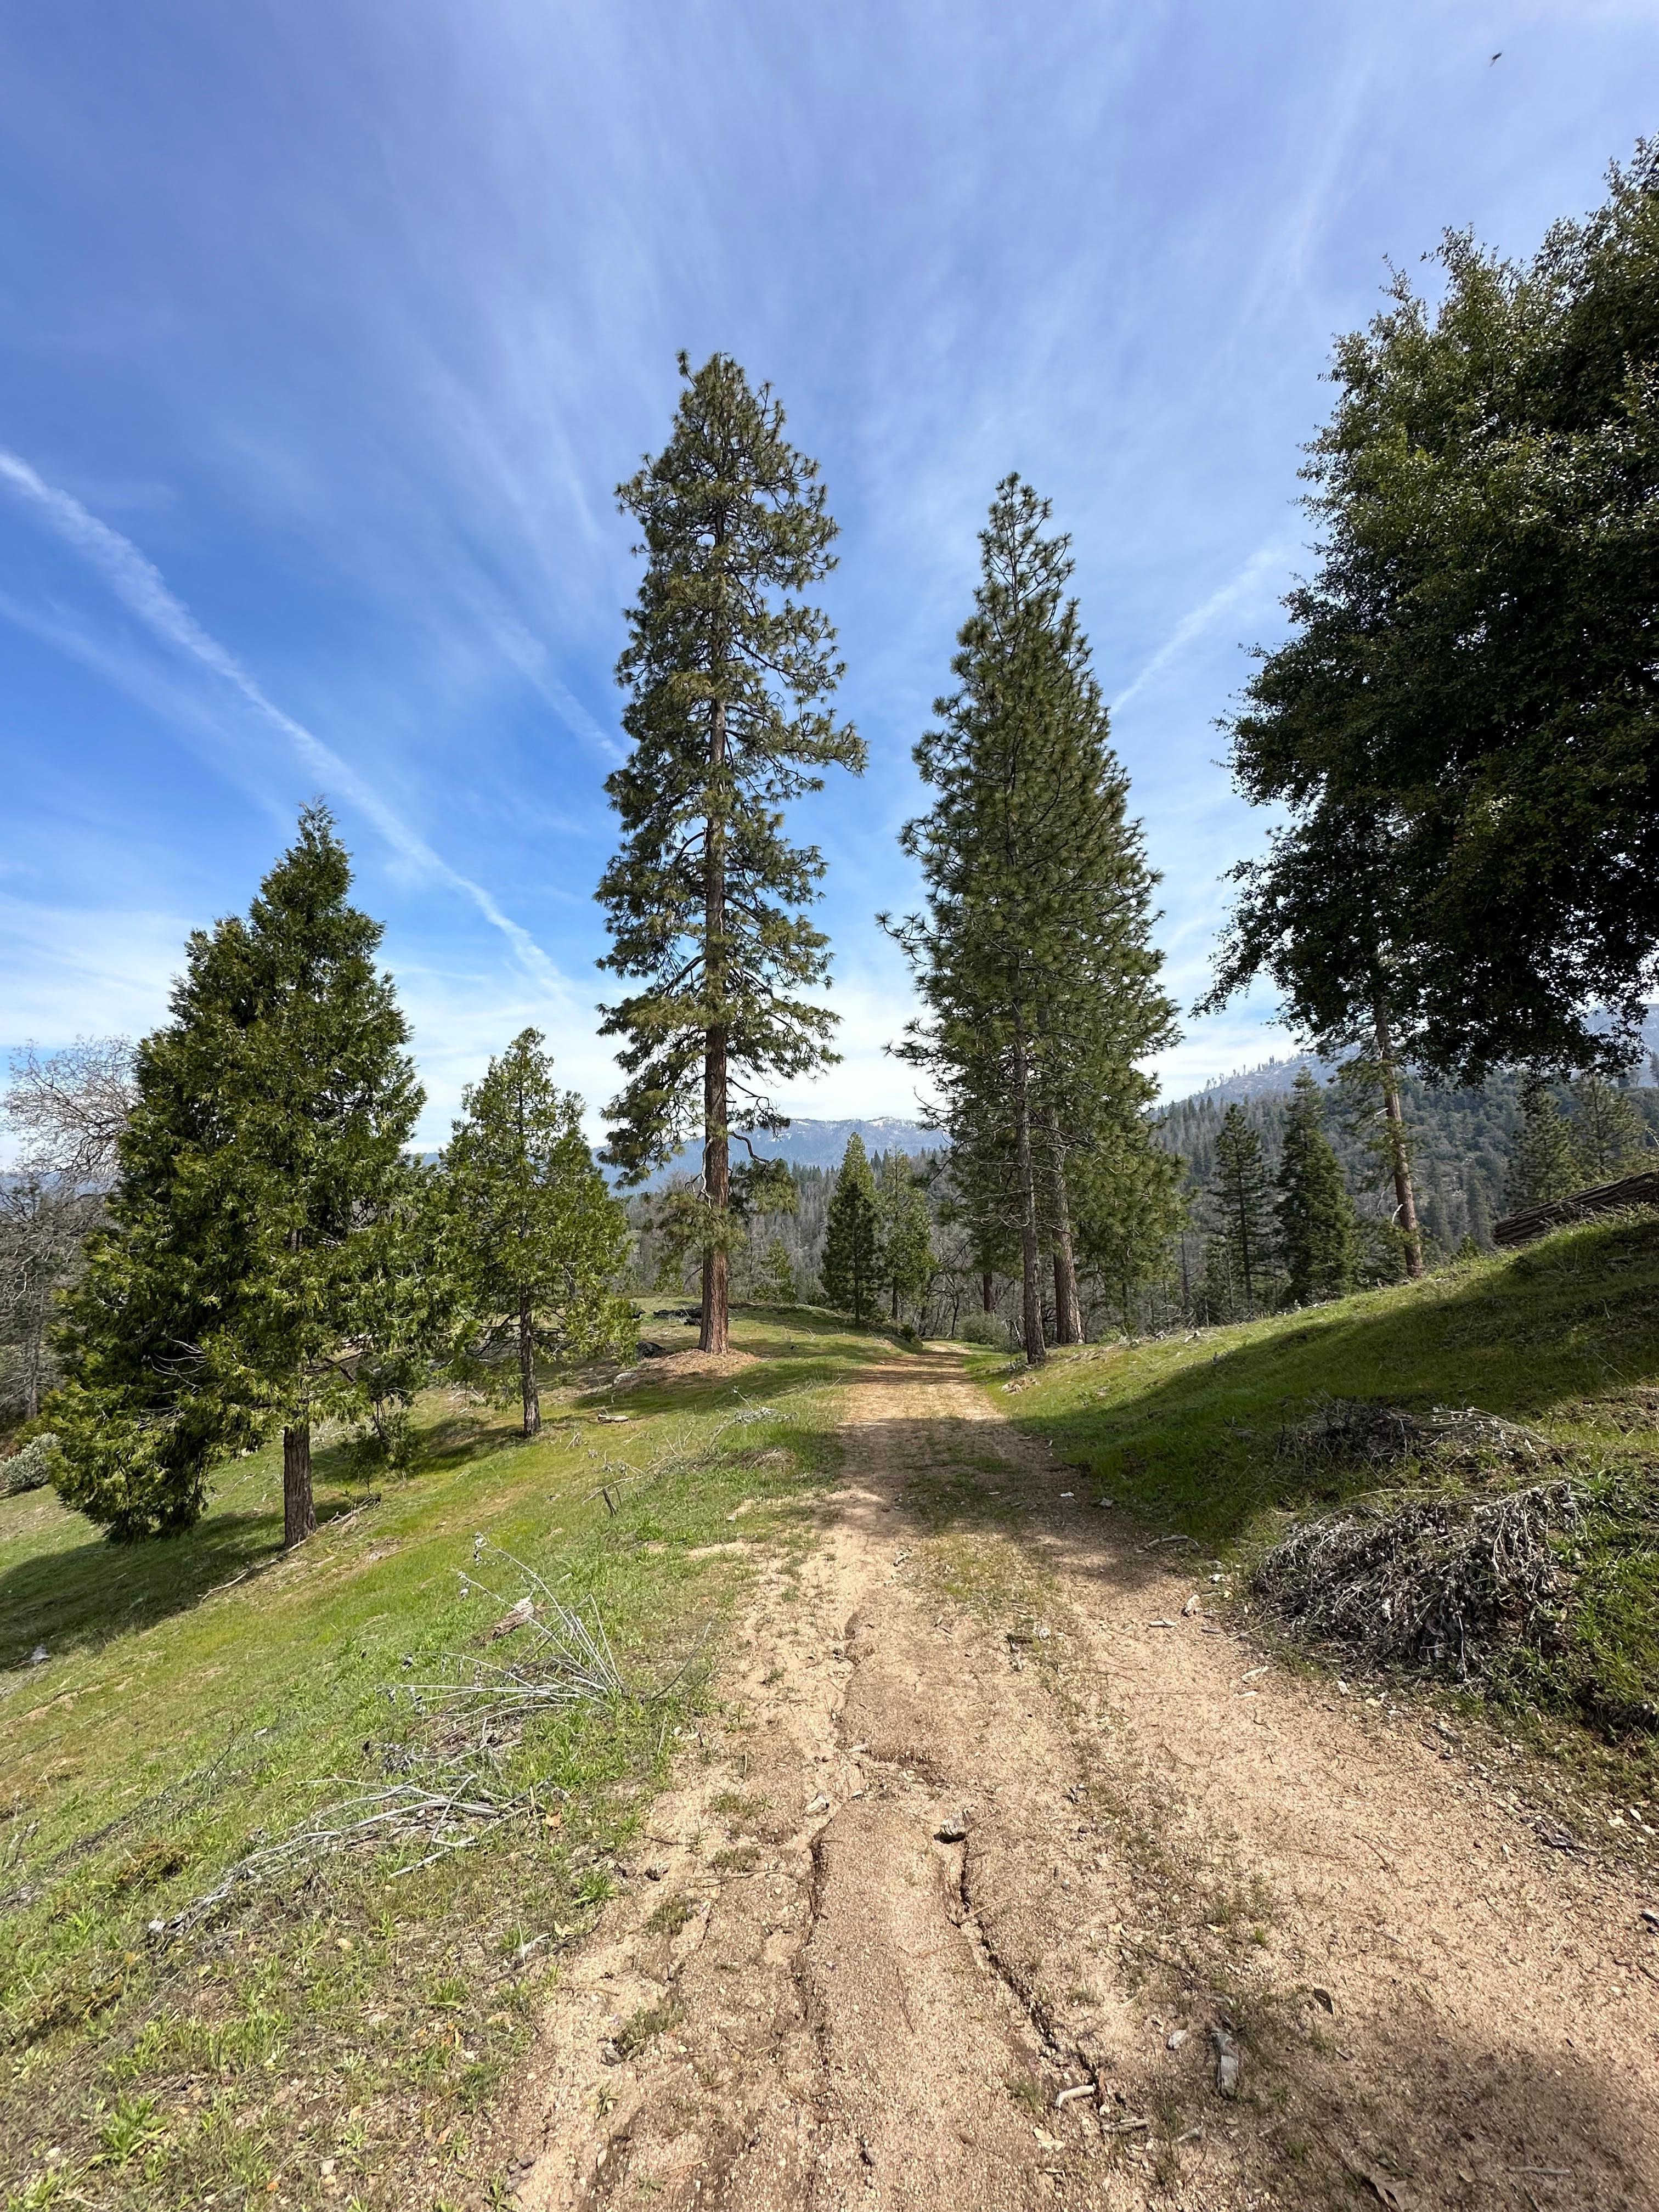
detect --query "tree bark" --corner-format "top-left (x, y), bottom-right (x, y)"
top-left (1045, 1105), bottom-right (1082, 1344)
top-left (283, 1422), bottom-right (315, 1549)
top-left (981, 1270), bottom-right (994, 1314)
top-left (1373, 998), bottom-right (1424, 1279)
top-left (1012, 1022), bottom-right (1046, 1365)
top-left (518, 1289), bottom-right (540, 1437)
top-left (702, 690), bottom-right (730, 1355)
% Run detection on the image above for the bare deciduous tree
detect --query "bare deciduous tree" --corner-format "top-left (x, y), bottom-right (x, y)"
top-left (5, 1037), bottom-right (137, 1186)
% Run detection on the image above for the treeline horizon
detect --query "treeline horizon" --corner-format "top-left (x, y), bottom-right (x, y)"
top-left (3, 139), bottom-right (1658, 1527)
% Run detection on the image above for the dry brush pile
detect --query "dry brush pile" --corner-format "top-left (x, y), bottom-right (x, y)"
top-left (1251, 1401), bottom-right (1595, 1689)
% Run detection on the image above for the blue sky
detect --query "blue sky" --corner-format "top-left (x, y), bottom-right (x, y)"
top-left (2, 1), bottom-right (1655, 1147)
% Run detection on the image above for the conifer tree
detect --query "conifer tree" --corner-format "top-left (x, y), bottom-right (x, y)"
top-left (874, 1150), bottom-right (935, 1324)
top-left (52, 808), bottom-right (423, 1544)
top-left (1209, 152), bottom-right (1659, 1087)
top-left (935, 1129), bottom-right (1021, 1317)
top-left (442, 1030), bottom-right (633, 1436)
top-left (821, 1133), bottom-right (880, 1324)
top-left (888, 479), bottom-right (1177, 1363)
top-left (1198, 1235), bottom-right (1240, 1325)
top-left (1505, 1080), bottom-right (1585, 1211)
top-left (755, 1235), bottom-right (797, 1305)
top-left (1071, 1120), bottom-right (1186, 1335)
top-left (1569, 1074), bottom-right (1653, 1183)
top-left (1210, 1105), bottom-right (1276, 1312)
top-left (1466, 1182), bottom-right (1495, 1251)
top-left (1275, 1071), bottom-right (1359, 1304)
top-left (598, 354), bottom-right (864, 1355)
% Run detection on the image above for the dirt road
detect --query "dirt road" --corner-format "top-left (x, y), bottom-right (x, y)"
top-left (507, 1348), bottom-right (1659, 2211)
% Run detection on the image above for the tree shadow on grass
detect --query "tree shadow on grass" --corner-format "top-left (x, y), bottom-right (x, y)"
top-left (0, 1507), bottom-right (284, 1674)
top-left (0, 1403), bottom-right (529, 1677)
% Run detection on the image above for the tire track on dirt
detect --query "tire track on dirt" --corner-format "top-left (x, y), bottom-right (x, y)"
top-left (505, 1347), bottom-right (1659, 2212)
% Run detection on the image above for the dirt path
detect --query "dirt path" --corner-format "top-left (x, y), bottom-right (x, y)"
top-left (506, 1348), bottom-right (1659, 2212)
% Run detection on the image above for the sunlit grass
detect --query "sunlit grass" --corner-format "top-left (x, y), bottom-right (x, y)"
top-left (0, 1306), bottom-right (895, 2211)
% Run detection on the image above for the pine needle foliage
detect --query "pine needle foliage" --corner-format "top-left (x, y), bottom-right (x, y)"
top-left (887, 477), bottom-right (1177, 1362)
top-left (821, 1133), bottom-right (881, 1325)
top-left (874, 1149), bottom-right (935, 1324)
top-left (597, 354), bottom-right (865, 1353)
top-left (1569, 1074), bottom-right (1654, 1184)
top-left (1275, 1071), bottom-right (1360, 1305)
top-left (1210, 1104), bottom-right (1277, 1314)
top-left (51, 808), bottom-right (424, 1544)
top-left (1505, 1080), bottom-right (1585, 1211)
top-left (441, 1030), bottom-right (634, 1437)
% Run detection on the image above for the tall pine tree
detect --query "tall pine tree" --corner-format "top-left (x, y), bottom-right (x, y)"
top-left (52, 809), bottom-right (423, 1544)
top-left (1274, 1071), bottom-right (1359, 1304)
top-left (598, 355), bottom-right (864, 1353)
top-left (1210, 1105), bottom-right (1276, 1313)
top-left (874, 1150), bottom-right (935, 1324)
top-left (441, 1030), bottom-right (633, 1436)
top-left (1505, 1080), bottom-right (1585, 1211)
top-left (821, 1133), bottom-right (880, 1324)
top-left (1569, 1074), bottom-right (1653, 1184)
top-left (888, 479), bottom-right (1177, 1364)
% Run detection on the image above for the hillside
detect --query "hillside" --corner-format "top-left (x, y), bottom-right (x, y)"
top-left (1161, 1062), bottom-right (1659, 1255)
top-left (978, 1210), bottom-right (1659, 1797)
top-left (0, 1309), bottom-right (893, 2207)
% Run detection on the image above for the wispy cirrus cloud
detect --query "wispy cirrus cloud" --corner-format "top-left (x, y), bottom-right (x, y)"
top-left (1110, 540), bottom-right (1289, 719)
top-left (0, 449), bottom-right (571, 993)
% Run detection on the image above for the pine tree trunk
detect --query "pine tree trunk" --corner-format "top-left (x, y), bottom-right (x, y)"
top-left (1045, 1105), bottom-right (1082, 1344)
top-left (1012, 1022), bottom-right (1045, 1365)
top-left (518, 1290), bottom-right (540, 1437)
top-left (981, 1271), bottom-right (994, 1314)
top-left (702, 692), bottom-right (731, 1355)
top-left (1373, 998), bottom-right (1424, 1279)
top-left (283, 1422), bottom-right (315, 1549)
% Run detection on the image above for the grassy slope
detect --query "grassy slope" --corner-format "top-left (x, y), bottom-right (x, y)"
top-left (1, 1306), bottom-right (890, 2212)
top-left (974, 1215), bottom-right (1659, 1763)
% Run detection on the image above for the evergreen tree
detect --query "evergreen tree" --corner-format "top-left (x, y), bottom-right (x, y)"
top-left (935, 1132), bottom-right (1022, 1319)
top-left (1274, 1071), bottom-right (1359, 1304)
top-left (887, 479), bottom-right (1178, 1364)
top-left (1465, 1182), bottom-right (1495, 1251)
top-left (52, 809), bottom-right (423, 1544)
top-left (1569, 1073), bottom-right (1653, 1184)
top-left (1210, 1105), bottom-right (1276, 1311)
top-left (821, 1133), bottom-right (880, 1324)
top-left (597, 354), bottom-right (864, 1356)
top-left (1200, 802), bottom-right (1426, 1278)
top-left (1505, 1080), bottom-right (1585, 1211)
top-left (874, 1150), bottom-right (935, 1323)
top-left (442, 1030), bottom-right (633, 1436)
top-left (754, 1235), bottom-right (797, 1305)
top-left (1211, 149), bottom-right (1659, 1086)
top-left (1197, 1234), bottom-right (1240, 1326)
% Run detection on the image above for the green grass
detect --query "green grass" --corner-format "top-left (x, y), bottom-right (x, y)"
top-left (0, 1306), bottom-right (893, 2211)
top-left (972, 1214), bottom-right (1659, 1751)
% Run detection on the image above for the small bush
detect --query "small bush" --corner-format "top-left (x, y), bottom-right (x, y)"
top-left (2, 1431), bottom-right (62, 1496)
top-left (957, 1311), bottom-right (1013, 1348)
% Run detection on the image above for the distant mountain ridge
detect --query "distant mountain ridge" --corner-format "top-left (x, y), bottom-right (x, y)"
top-left (1177, 1007), bottom-right (1659, 1109)
top-left (617, 1115), bottom-right (940, 1190)
top-left (607, 1009), bottom-right (1659, 1191)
